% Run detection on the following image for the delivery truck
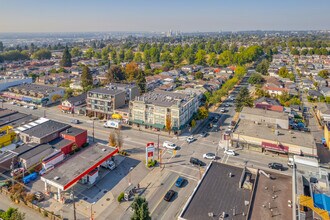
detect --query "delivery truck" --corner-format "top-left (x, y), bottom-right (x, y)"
top-left (104, 120), bottom-right (121, 129)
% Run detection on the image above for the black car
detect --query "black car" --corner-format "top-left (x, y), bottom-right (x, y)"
top-left (190, 157), bottom-right (206, 166)
top-left (164, 190), bottom-right (176, 202)
top-left (268, 162), bottom-right (284, 171)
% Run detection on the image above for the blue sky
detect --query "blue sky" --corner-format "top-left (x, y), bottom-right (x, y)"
top-left (0, 0), bottom-right (329, 32)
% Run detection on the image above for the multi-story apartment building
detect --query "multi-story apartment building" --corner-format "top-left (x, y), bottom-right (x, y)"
top-left (3, 84), bottom-right (64, 106)
top-left (129, 90), bottom-right (199, 133)
top-left (86, 84), bottom-right (139, 119)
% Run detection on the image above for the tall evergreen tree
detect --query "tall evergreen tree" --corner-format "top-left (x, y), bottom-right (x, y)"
top-left (131, 196), bottom-right (151, 220)
top-left (81, 65), bottom-right (93, 91)
top-left (60, 46), bottom-right (72, 67)
top-left (0, 41), bottom-right (3, 52)
top-left (235, 86), bottom-right (253, 112)
top-left (136, 70), bottom-right (146, 93)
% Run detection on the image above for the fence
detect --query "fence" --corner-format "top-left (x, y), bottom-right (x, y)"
top-left (0, 187), bottom-right (63, 220)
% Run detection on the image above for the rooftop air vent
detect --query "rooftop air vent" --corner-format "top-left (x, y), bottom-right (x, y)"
top-left (54, 176), bottom-right (60, 180)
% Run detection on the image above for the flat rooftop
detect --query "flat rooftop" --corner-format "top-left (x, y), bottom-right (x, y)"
top-left (249, 171), bottom-right (292, 220)
top-left (234, 119), bottom-right (316, 150)
top-left (9, 83), bottom-right (64, 95)
top-left (49, 138), bottom-right (73, 150)
top-left (21, 120), bottom-right (70, 138)
top-left (41, 143), bottom-right (118, 191)
top-left (0, 109), bottom-right (17, 118)
top-left (0, 112), bottom-right (30, 127)
top-left (240, 107), bottom-right (288, 120)
top-left (134, 90), bottom-right (194, 107)
top-left (19, 143), bottom-right (53, 160)
top-left (180, 162), bottom-right (253, 220)
top-left (60, 127), bottom-right (86, 137)
top-left (88, 87), bottom-right (125, 96)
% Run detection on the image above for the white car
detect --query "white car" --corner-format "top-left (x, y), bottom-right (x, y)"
top-left (23, 105), bottom-right (29, 108)
top-left (224, 149), bottom-right (236, 156)
top-left (186, 136), bottom-right (196, 143)
top-left (163, 141), bottom-right (177, 150)
top-left (203, 153), bottom-right (216, 160)
top-left (220, 108), bottom-right (226, 113)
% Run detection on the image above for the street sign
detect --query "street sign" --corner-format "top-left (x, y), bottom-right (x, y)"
top-left (146, 142), bottom-right (155, 166)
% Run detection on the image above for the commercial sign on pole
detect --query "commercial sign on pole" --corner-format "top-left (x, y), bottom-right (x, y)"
top-left (146, 142), bottom-right (155, 166)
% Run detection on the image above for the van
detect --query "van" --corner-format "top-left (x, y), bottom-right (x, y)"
top-left (163, 141), bottom-right (177, 150)
top-left (124, 185), bottom-right (136, 201)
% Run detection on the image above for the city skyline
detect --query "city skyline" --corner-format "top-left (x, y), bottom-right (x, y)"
top-left (1, 0), bottom-right (330, 33)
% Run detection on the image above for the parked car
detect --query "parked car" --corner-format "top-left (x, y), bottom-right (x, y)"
top-left (186, 136), bottom-right (196, 143)
top-left (71, 119), bottom-right (80, 124)
top-left (200, 131), bottom-right (208, 137)
top-left (220, 108), bottom-right (226, 113)
top-left (190, 157), bottom-right (206, 166)
top-left (203, 153), bottom-right (216, 160)
top-left (29, 105), bottom-right (37, 110)
top-left (268, 162), bottom-right (284, 171)
top-left (23, 105), bottom-right (29, 108)
top-left (164, 190), bottom-right (176, 202)
top-left (34, 191), bottom-right (45, 202)
top-left (163, 141), bottom-right (177, 150)
top-left (175, 177), bottom-right (185, 187)
top-left (10, 167), bottom-right (25, 177)
top-left (224, 149), bottom-right (236, 156)
top-left (224, 104), bottom-right (230, 107)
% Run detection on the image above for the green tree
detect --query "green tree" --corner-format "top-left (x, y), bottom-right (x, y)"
top-left (85, 48), bottom-right (95, 59)
top-left (31, 49), bottom-right (51, 60)
top-left (234, 66), bottom-right (246, 80)
top-left (134, 52), bottom-right (143, 62)
top-left (197, 106), bottom-right (209, 119)
top-left (110, 50), bottom-right (118, 64)
top-left (124, 49), bottom-right (134, 62)
top-left (194, 49), bottom-right (206, 65)
top-left (131, 196), bottom-right (151, 220)
top-left (256, 59), bottom-right (269, 75)
top-left (117, 49), bottom-right (125, 63)
top-left (207, 52), bottom-right (218, 67)
top-left (64, 88), bottom-right (73, 100)
top-left (291, 48), bottom-right (300, 55)
top-left (150, 46), bottom-right (160, 63)
top-left (0, 41), bottom-right (3, 52)
top-left (0, 207), bottom-right (25, 220)
top-left (160, 51), bottom-right (172, 63)
top-left (81, 65), bottom-right (93, 91)
top-left (218, 50), bottom-right (233, 66)
top-left (183, 47), bottom-right (195, 64)
top-left (248, 73), bottom-right (264, 85)
top-left (235, 86), bottom-right (253, 112)
top-left (60, 46), bottom-right (72, 67)
top-left (136, 70), bottom-right (147, 93)
top-left (101, 46), bottom-right (110, 61)
top-left (318, 70), bottom-right (329, 79)
top-left (172, 45), bottom-right (183, 64)
top-left (106, 65), bottom-right (125, 83)
top-left (195, 71), bottom-right (204, 80)
top-left (71, 47), bottom-right (82, 57)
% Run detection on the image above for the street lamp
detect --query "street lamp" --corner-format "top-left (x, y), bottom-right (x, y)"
top-left (90, 202), bottom-right (96, 220)
top-left (128, 167), bottom-right (134, 186)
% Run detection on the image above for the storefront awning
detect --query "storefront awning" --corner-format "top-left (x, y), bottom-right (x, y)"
top-left (131, 119), bottom-right (144, 125)
top-left (153, 123), bottom-right (165, 129)
top-left (261, 142), bottom-right (289, 153)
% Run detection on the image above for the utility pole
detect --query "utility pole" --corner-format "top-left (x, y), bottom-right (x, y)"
top-left (92, 120), bottom-right (95, 142)
top-left (71, 188), bottom-right (76, 220)
top-left (43, 110), bottom-right (46, 118)
top-left (157, 134), bottom-right (160, 160)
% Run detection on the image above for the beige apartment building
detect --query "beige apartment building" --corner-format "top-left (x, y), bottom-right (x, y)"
top-left (129, 90), bottom-right (199, 132)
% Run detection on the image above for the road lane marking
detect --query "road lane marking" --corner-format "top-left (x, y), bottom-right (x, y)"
top-left (149, 175), bottom-right (178, 215)
top-left (165, 168), bottom-right (198, 182)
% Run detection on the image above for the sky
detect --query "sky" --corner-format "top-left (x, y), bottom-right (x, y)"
top-left (0, 0), bottom-right (329, 33)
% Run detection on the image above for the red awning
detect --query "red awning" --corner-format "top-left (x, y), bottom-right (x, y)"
top-left (261, 142), bottom-right (289, 153)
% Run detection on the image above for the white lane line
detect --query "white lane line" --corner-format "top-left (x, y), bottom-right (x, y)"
top-left (225, 155), bottom-right (230, 164)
